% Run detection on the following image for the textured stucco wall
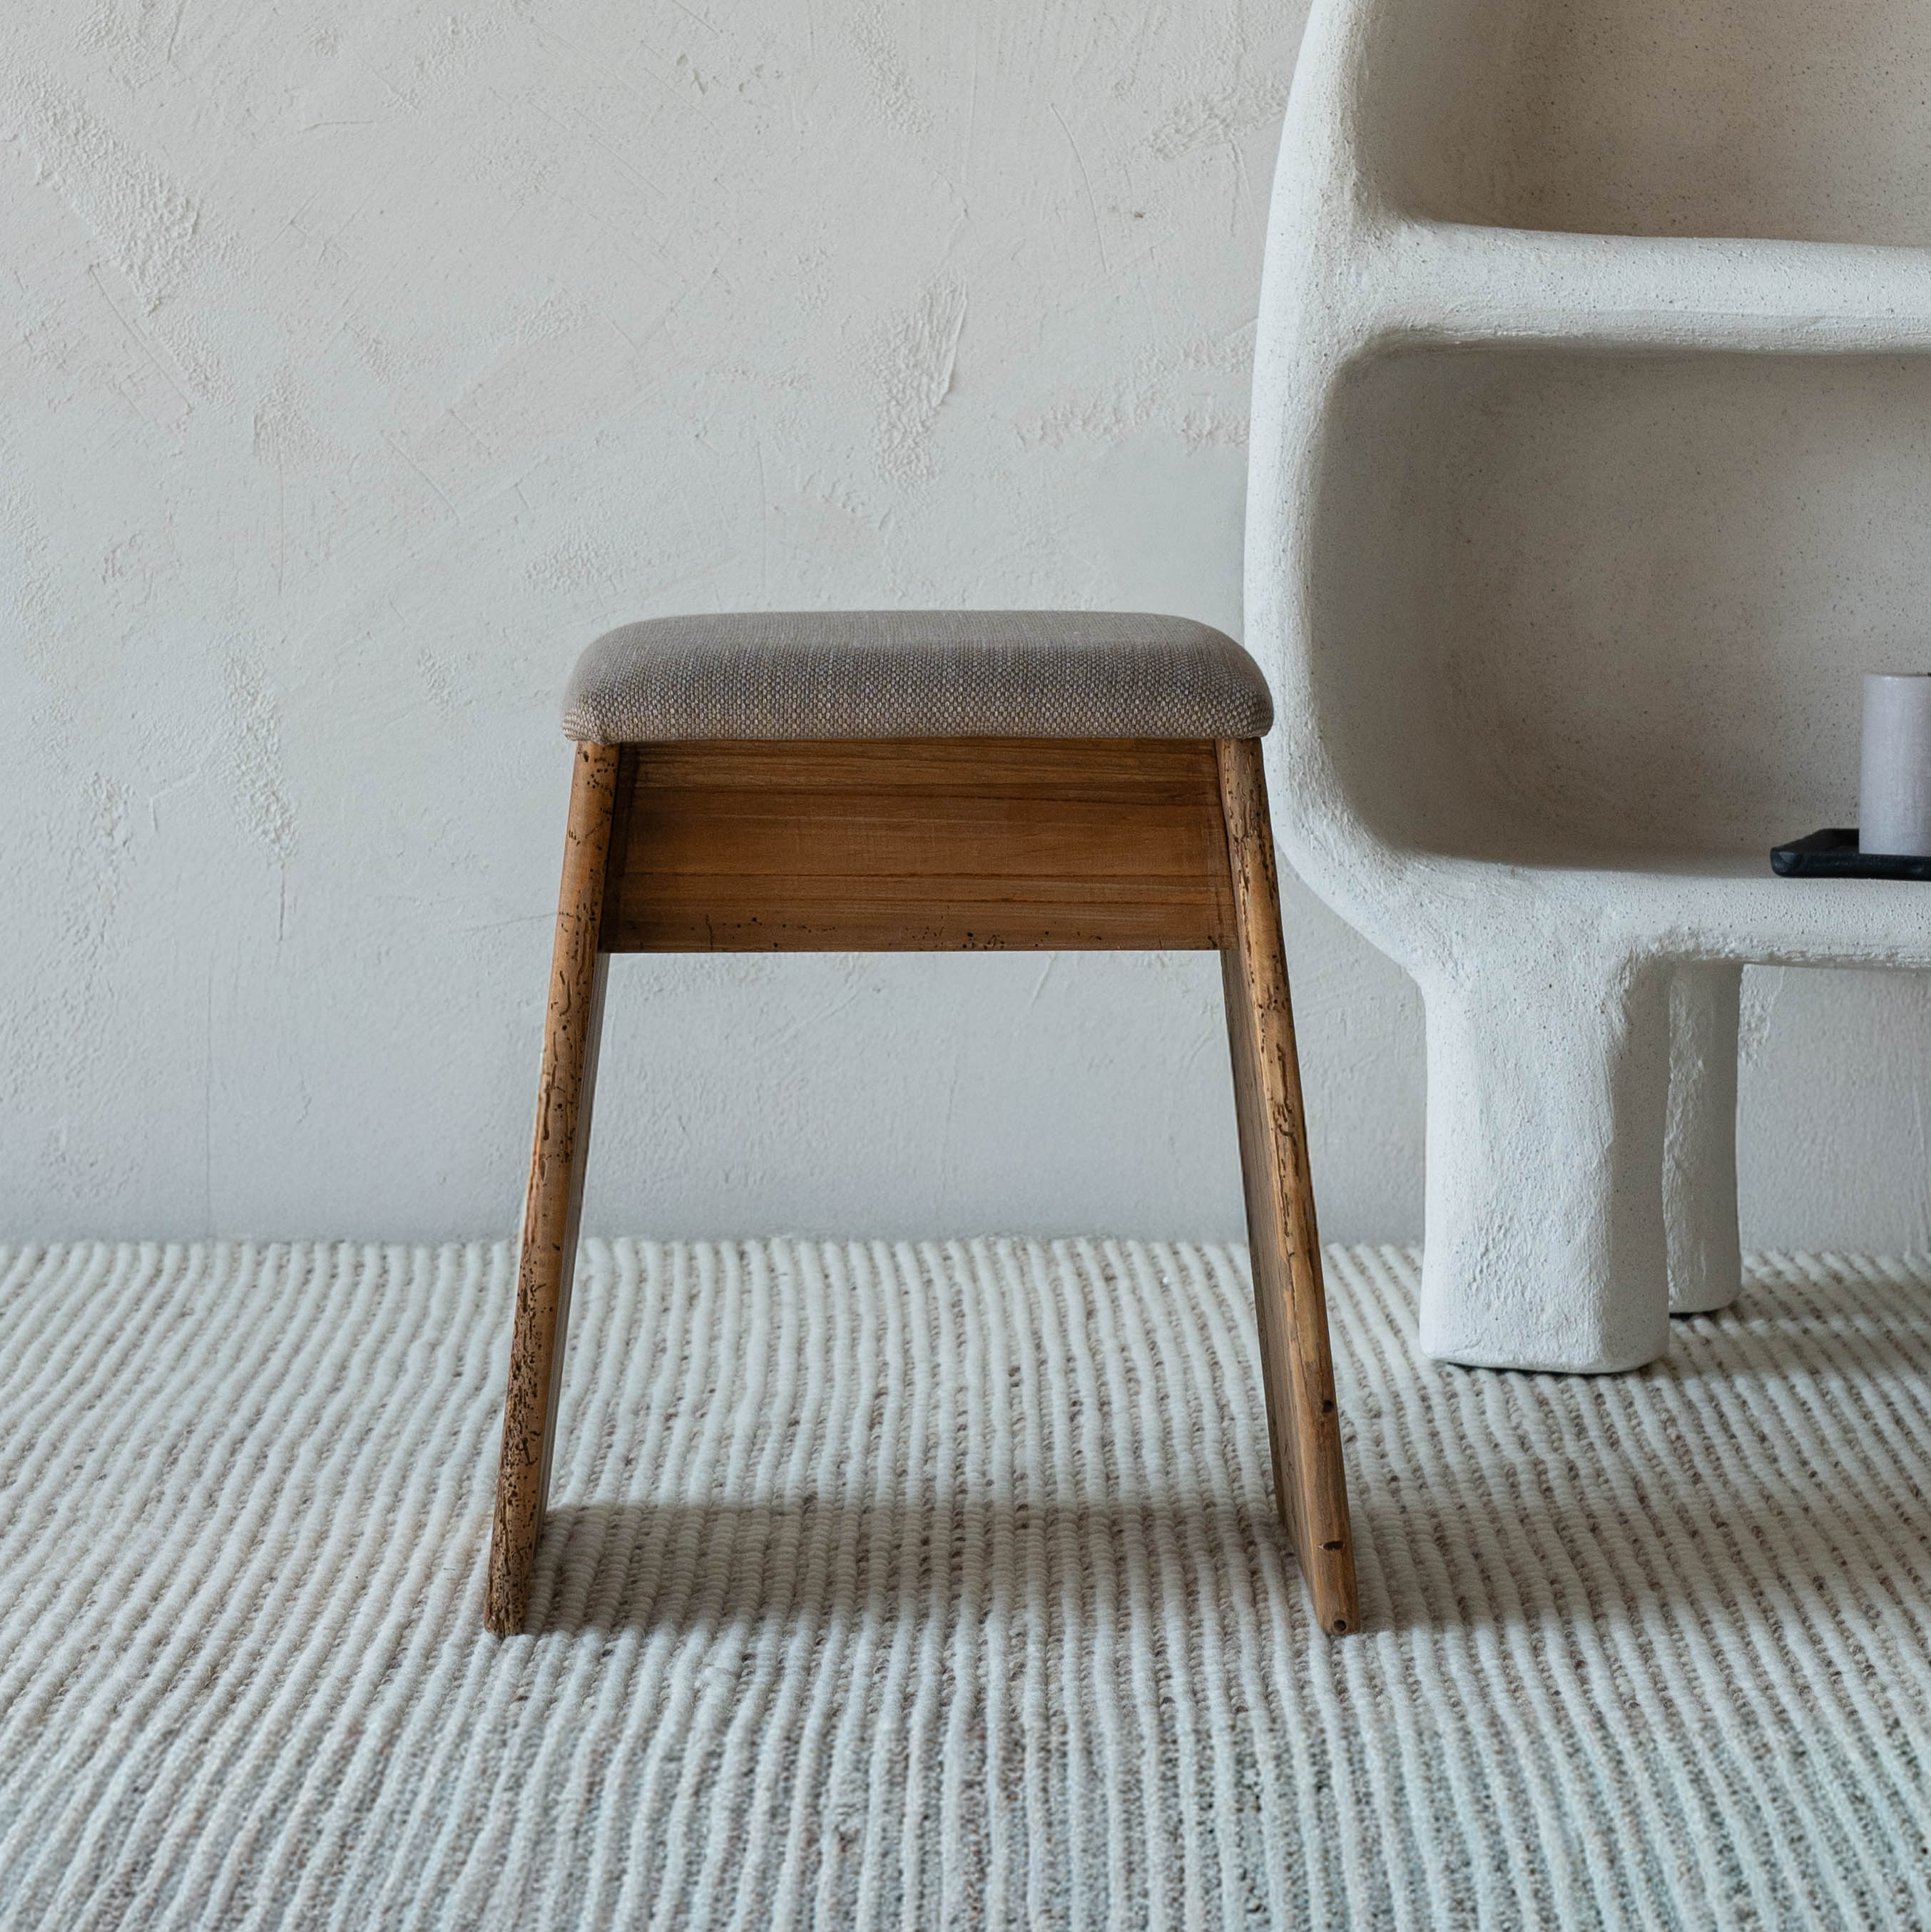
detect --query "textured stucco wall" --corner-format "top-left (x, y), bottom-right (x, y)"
top-left (1, 2), bottom-right (1925, 1246)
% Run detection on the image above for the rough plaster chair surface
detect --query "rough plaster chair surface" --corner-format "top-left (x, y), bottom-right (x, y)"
top-left (1246, 0), bottom-right (1931, 1374)
top-left (486, 611), bottom-right (1359, 1637)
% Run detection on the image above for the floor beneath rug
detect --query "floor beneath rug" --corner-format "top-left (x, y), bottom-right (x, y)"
top-left (1, 1241), bottom-right (1927, 1929)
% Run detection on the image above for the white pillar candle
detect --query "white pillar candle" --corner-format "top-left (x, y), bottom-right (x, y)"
top-left (1861, 672), bottom-right (1931, 856)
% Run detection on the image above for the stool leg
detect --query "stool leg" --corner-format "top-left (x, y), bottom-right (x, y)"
top-left (1216, 737), bottom-right (1360, 1635)
top-left (486, 742), bottom-right (621, 1634)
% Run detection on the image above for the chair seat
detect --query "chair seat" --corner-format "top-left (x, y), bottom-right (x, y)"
top-left (561, 610), bottom-right (1273, 744)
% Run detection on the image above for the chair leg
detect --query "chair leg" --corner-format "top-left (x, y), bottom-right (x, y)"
top-left (486, 742), bottom-right (621, 1634)
top-left (1215, 737), bottom-right (1360, 1635)
top-left (1666, 961), bottom-right (1743, 1316)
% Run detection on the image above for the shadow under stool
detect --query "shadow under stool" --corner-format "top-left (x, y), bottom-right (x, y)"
top-left (484, 611), bottom-right (1359, 1636)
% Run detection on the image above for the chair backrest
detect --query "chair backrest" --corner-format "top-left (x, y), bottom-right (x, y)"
top-left (1246, 0), bottom-right (1923, 975)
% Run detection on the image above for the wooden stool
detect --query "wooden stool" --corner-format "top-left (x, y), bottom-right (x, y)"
top-left (485, 611), bottom-right (1359, 1636)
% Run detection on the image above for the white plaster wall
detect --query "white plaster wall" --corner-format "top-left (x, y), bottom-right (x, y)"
top-left (0, 0), bottom-right (1924, 1248)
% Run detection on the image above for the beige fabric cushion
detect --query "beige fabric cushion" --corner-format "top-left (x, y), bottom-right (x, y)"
top-left (561, 610), bottom-right (1272, 743)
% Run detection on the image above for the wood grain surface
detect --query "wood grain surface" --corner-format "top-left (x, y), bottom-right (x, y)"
top-left (486, 730), bottom-right (1357, 1637)
top-left (602, 736), bottom-right (1234, 952)
top-left (1216, 736), bottom-right (1360, 1635)
top-left (486, 742), bottom-right (619, 1635)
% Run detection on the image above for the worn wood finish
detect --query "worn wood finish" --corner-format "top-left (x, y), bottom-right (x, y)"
top-left (603, 737), bottom-right (1234, 952)
top-left (485, 741), bottom-right (620, 1635)
top-left (487, 728), bottom-right (1359, 1637)
top-left (1216, 736), bottom-right (1360, 1635)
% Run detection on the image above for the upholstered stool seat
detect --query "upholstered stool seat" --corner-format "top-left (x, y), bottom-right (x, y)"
top-left (563, 609), bottom-right (1275, 743)
top-left (487, 609), bottom-right (1358, 1641)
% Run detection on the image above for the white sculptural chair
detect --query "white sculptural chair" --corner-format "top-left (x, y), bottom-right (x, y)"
top-left (1247, 0), bottom-right (1931, 1370)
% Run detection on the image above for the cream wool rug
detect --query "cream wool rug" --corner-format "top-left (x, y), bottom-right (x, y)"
top-left (1, 1240), bottom-right (1928, 1930)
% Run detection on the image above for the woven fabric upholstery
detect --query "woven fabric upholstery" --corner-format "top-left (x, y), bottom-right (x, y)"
top-left (561, 610), bottom-right (1272, 743)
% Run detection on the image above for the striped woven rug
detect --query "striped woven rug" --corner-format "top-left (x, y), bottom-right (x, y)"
top-left (1, 1240), bottom-right (1927, 1928)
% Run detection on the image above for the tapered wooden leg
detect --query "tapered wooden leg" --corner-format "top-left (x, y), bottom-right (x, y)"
top-left (1216, 737), bottom-right (1359, 1635)
top-left (486, 741), bottom-right (621, 1634)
